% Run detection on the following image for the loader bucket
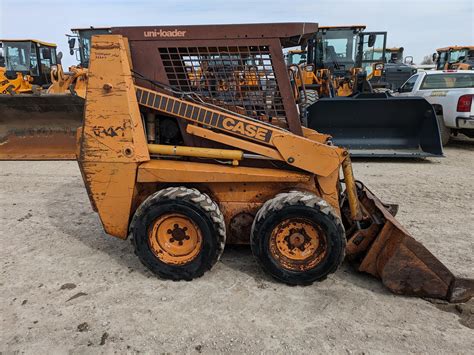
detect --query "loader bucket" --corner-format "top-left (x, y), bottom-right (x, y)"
top-left (0, 94), bottom-right (84, 160)
top-left (344, 183), bottom-right (473, 303)
top-left (307, 93), bottom-right (443, 158)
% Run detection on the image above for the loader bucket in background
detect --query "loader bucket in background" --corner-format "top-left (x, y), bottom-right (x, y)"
top-left (307, 93), bottom-right (444, 158)
top-left (0, 94), bottom-right (84, 160)
top-left (344, 183), bottom-right (474, 303)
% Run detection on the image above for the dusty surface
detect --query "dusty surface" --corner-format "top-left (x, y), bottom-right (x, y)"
top-left (1, 137), bottom-right (473, 354)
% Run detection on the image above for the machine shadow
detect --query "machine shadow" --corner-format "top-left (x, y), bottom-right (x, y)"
top-left (220, 246), bottom-right (392, 297)
top-left (45, 179), bottom-right (148, 275)
top-left (45, 180), bottom-right (393, 296)
top-left (448, 135), bottom-right (474, 150)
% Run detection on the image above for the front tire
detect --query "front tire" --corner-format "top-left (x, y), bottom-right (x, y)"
top-left (250, 191), bottom-right (346, 285)
top-left (437, 115), bottom-right (451, 146)
top-left (130, 187), bottom-right (226, 281)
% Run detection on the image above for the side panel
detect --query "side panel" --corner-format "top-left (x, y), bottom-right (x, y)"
top-left (81, 162), bottom-right (140, 238)
top-left (78, 35), bottom-right (150, 238)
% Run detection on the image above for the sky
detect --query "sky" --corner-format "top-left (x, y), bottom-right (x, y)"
top-left (1, 0), bottom-right (473, 67)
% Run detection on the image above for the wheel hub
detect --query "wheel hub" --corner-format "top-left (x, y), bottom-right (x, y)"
top-left (285, 228), bottom-right (311, 250)
top-left (269, 218), bottom-right (328, 271)
top-left (168, 224), bottom-right (190, 245)
top-left (148, 213), bottom-right (202, 265)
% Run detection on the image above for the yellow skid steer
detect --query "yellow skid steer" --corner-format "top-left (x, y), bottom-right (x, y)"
top-left (76, 25), bottom-right (472, 302)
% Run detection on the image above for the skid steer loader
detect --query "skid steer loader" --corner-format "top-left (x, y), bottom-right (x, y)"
top-left (77, 24), bottom-right (473, 302)
top-left (0, 39), bottom-right (84, 160)
top-left (288, 26), bottom-right (443, 157)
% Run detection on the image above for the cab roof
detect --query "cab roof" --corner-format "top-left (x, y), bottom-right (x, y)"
top-left (70, 23), bottom-right (318, 47)
top-left (0, 39), bottom-right (57, 47)
top-left (436, 45), bottom-right (474, 52)
top-left (319, 25), bottom-right (366, 31)
top-left (70, 26), bottom-right (111, 32)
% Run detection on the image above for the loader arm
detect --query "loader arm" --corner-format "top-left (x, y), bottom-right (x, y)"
top-left (134, 85), bottom-right (346, 178)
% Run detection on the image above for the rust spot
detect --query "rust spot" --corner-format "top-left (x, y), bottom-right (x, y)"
top-left (269, 218), bottom-right (328, 272)
top-left (228, 212), bottom-right (254, 244)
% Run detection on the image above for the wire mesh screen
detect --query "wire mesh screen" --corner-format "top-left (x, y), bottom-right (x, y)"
top-left (158, 46), bottom-right (286, 120)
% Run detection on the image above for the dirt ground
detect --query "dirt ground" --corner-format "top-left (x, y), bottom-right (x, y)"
top-left (1, 137), bottom-right (473, 354)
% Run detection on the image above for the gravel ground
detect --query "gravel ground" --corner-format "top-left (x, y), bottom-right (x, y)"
top-left (1, 136), bottom-right (473, 354)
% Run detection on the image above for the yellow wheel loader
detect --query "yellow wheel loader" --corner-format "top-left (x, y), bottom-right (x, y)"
top-left (77, 24), bottom-right (472, 302)
top-left (434, 46), bottom-right (474, 70)
top-left (286, 25), bottom-right (442, 157)
top-left (0, 67), bottom-right (33, 94)
top-left (0, 39), bottom-right (84, 160)
top-left (0, 39), bottom-right (59, 92)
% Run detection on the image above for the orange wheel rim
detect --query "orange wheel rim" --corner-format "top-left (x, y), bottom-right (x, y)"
top-left (148, 213), bottom-right (202, 265)
top-left (269, 218), bottom-right (327, 272)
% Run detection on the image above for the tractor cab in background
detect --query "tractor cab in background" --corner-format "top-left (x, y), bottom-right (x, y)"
top-left (385, 47), bottom-right (404, 63)
top-left (68, 27), bottom-right (112, 68)
top-left (286, 25), bottom-right (442, 157)
top-left (371, 46), bottom-right (417, 91)
top-left (0, 39), bottom-right (59, 89)
top-left (311, 25), bottom-right (368, 76)
top-left (289, 26), bottom-right (414, 93)
top-left (286, 49), bottom-right (307, 66)
top-left (289, 25), bottom-right (387, 96)
top-left (434, 46), bottom-right (474, 70)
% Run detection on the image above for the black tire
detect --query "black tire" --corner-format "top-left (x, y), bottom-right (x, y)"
top-left (250, 191), bottom-right (345, 285)
top-left (130, 187), bottom-right (226, 281)
top-left (437, 115), bottom-right (451, 146)
top-left (298, 89), bottom-right (319, 127)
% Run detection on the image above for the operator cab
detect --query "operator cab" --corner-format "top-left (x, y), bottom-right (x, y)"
top-left (0, 39), bottom-right (58, 86)
top-left (69, 27), bottom-right (112, 68)
top-left (312, 26), bottom-right (366, 75)
top-left (286, 49), bottom-right (307, 65)
top-left (305, 25), bottom-right (386, 77)
top-left (0, 43), bottom-right (4, 67)
top-left (356, 32), bottom-right (387, 76)
top-left (435, 46), bottom-right (474, 70)
top-left (384, 47), bottom-right (404, 64)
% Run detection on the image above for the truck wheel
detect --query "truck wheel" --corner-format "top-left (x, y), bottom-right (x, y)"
top-left (130, 187), bottom-right (226, 280)
top-left (250, 191), bottom-right (345, 285)
top-left (437, 115), bottom-right (451, 146)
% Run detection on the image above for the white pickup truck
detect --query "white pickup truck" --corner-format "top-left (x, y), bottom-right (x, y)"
top-left (396, 70), bottom-right (474, 145)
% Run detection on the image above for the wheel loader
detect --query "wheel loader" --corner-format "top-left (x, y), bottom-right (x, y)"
top-left (362, 47), bottom-right (417, 91)
top-left (77, 23), bottom-right (473, 302)
top-left (287, 25), bottom-right (442, 157)
top-left (0, 39), bottom-right (59, 93)
top-left (434, 46), bottom-right (474, 70)
top-left (0, 39), bottom-right (84, 160)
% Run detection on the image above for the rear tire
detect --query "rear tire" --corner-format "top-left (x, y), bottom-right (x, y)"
top-left (130, 187), bottom-right (226, 281)
top-left (250, 191), bottom-right (346, 285)
top-left (437, 115), bottom-right (451, 146)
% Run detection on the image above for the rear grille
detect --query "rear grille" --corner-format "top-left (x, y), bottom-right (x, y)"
top-left (158, 46), bottom-right (285, 120)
